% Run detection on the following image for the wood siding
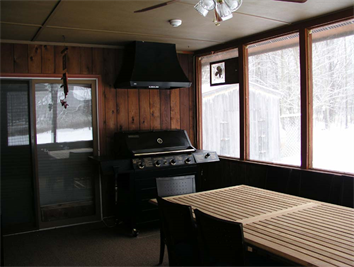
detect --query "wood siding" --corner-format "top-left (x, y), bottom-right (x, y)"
top-left (0, 43), bottom-right (196, 156)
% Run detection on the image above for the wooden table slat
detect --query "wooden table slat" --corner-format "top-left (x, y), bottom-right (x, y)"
top-left (249, 222), bottom-right (354, 263)
top-left (281, 214), bottom-right (354, 240)
top-left (197, 191), bottom-right (285, 213)
top-left (213, 189), bottom-right (301, 210)
top-left (172, 197), bottom-right (247, 221)
top-left (176, 192), bottom-right (262, 216)
top-left (313, 205), bottom-right (354, 220)
top-left (245, 228), bottom-right (352, 267)
top-left (302, 208), bottom-right (354, 225)
top-left (263, 219), bottom-right (354, 252)
top-left (176, 191), bottom-right (275, 215)
top-left (291, 210), bottom-right (354, 234)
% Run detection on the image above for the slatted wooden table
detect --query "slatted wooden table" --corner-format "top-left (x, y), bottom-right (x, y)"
top-left (152, 185), bottom-right (354, 267)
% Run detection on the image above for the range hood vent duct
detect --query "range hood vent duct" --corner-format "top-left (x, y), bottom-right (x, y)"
top-left (114, 41), bottom-right (192, 89)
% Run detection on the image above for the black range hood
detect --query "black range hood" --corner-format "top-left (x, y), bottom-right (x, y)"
top-left (114, 41), bottom-right (192, 89)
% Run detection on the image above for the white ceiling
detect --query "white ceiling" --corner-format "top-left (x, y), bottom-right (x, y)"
top-left (1, 0), bottom-right (353, 52)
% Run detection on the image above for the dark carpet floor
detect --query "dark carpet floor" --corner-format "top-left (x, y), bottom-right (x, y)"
top-left (3, 221), bottom-right (168, 266)
top-left (2, 221), bottom-right (295, 267)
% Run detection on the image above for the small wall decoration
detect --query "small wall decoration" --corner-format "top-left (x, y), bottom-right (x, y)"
top-left (60, 47), bottom-right (69, 109)
top-left (210, 57), bottom-right (239, 86)
top-left (210, 61), bottom-right (225, 85)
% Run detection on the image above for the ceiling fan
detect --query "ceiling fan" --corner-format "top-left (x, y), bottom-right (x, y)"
top-left (134, 0), bottom-right (307, 14)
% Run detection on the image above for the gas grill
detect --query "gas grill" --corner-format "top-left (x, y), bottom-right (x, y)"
top-left (96, 130), bottom-right (219, 236)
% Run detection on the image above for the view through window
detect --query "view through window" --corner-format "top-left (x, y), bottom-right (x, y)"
top-left (248, 33), bottom-right (301, 166)
top-left (201, 49), bottom-right (240, 158)
top-left (35, 81), bottom-right (97, 222)
top-left (312, 19), bottom-right (354, 174)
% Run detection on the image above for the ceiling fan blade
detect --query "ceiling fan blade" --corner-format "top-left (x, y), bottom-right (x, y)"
top-left (274, 0), bottom-right (307, 3)
top-left (134, 0), bottom-right (180, 13)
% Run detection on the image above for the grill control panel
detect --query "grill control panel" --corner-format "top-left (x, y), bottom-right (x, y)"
top-left (132, 153), bottom-right (196, 170)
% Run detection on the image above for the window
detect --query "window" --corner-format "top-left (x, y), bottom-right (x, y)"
top-left (6, 85), bottom-right (30, 146)
top-left (35, 83), bottom-right (93, 144)
top-left (311, 19), bottom-right (354, 174)
top-left (197, 12), bottom-right (354, 176)
top-left (248, 33), bottom-right (301, 166)
top-left (201, 49), bottom-right (240, 158)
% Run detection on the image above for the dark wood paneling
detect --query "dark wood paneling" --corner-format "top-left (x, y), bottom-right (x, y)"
top-left (117, 89), bottom-right (129, 132)
top-left (139, 89), bottom-right (150, 130)
top-left (150, 89), bottom-right (161, 130)
top-left (28, 45), bottom-right (42, 74)
top-left (67, 47), bottom-right (81, 74)
top-left (115, 50), bottom-right (128, 132)
top-left (287, 169), bottom-right (301, 196)
top-left (178, 54), bottom-right (191, 135)
top-left (1, 43), bottom-right (14, 73)
top-left (245, 163), bottom-right (267, 188)
top-left (42, 45), bottom-right (54, 74)
top-left (341, 175), bottom-right (354, 208)
top-left (300, 171), bottom-right (332, 202)
top-left (54, 45), bottom-right (65, 74)
top-left (103, 48), bottom-right (117, 155)
top-left (180, 87), bottom-right (190, 131)
top-left (92, 48), bottom-right (105, 154)
top-left (328, 175), bottom-right (343, 206)
top-left (170, 89), bottom-right (180, 129)
top-left (265, 166), bottom-right (291, 194)
top-left (80, 47), bottom-right (92, 75)
top-left (128, 89), bottom-right (139, 131)
top-left (188, 55), bottom-right (195, 146)
top-left (229, 159), bottom-right (246, 185)
top-left (14, 44), bottom-right (28, 73)
top-left (160, 90), bottom-right (171, 130)
top-left (92, 48), bottom-right (103, 74)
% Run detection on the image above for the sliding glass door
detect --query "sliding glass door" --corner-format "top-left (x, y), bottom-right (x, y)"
top-left (33, 80), bottom-right (99, 227)
top-left (1, 80), bottom-right (36, 234)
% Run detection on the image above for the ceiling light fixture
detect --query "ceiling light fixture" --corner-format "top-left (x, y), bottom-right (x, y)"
top-left (194, 0), bottom-right (242, 25)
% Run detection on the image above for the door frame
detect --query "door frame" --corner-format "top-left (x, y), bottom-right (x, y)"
top-left (32, 78), bottom-right (100, 229)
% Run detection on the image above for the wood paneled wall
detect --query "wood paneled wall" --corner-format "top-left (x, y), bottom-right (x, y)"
top-left (0, 43), bottom-right (196, 156)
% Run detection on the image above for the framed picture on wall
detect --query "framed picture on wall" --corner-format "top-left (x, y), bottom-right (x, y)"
top-left (210, 61), bottom-right (225, 85)
top-left (210, 57), bottom-right (239, 86)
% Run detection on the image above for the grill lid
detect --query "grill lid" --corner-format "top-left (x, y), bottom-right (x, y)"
top-left (114, 130), bottom-right (195, 158)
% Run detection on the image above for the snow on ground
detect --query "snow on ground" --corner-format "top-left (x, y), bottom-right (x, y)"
top-left (36, 127), bottom-right (92, 144)
top-left (312, 125), bottom-right (354, 174)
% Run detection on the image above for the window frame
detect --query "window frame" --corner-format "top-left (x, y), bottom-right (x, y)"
top-left (32, 78), bottom-right (100, 229)
top-left (32, 79), bottom-right (98, 153)
top-left (196, 7), bottom-right (354, 176)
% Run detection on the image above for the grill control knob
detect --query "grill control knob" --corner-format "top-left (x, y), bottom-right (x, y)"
top-left (138, 162), bottom-right (145, 169)
top-left (185, 157), bottom-right (192, 164)
top-left (205, 153), bottom-right (211, 159)
top-left (155, 160), bottom-right (162, 167)
top-left (170, 159), bottom-right (177, 166)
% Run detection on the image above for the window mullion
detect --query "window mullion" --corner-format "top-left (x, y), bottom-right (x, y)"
top-left (299, 27), bottom-right (313, 169)
top-left (239, 44), bottom-right (249, 160)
